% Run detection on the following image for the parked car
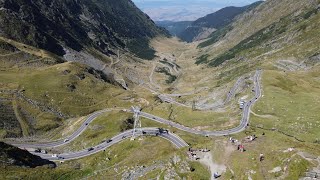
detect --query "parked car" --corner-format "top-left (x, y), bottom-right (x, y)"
top-left (34, 149), bottom-right (41, 153)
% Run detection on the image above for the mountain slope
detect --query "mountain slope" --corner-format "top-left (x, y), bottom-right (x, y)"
top-left (178, 1), bottom-right (263, 42)
top-left (197, 0), bottom-right (320, 67)
top-left (0, 36), bottom-right (132, 138)
top-left (0, 0), bottom-right (169, 59)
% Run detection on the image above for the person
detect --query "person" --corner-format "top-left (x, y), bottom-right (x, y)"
top-left (259, 153), bottom-right (264, 161)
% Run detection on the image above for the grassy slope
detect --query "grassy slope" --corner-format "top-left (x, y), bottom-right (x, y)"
top-left (144, 103), bottom-right (242, 131)
top-left (0, 37), bottom-right (134, 137)
top-left (252, 69), bottom-right (320, 142)
top-left (220, 67), bottom-right (320, 179)
top-left (0, 62), bottom-right (130, 133)
top-left (55, 111), bottom-right (132, 152)
top-left (224, 128), bottom-right (318, 180)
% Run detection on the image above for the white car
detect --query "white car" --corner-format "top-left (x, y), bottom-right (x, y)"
top-left (52, 154), bottom-right (57, 158)
top-left (64, 139), bottom-right (69, 142)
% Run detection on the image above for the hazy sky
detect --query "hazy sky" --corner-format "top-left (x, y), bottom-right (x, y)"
top-left (132, 0), bottom-right (260, 21)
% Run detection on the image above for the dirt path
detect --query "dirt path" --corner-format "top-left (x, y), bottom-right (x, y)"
top-left (250, 110), bottom-right (275, 119)
top-left (197, 151), bottom-right (226, 180)
top-left (149, 62), bottom-right (162, 90)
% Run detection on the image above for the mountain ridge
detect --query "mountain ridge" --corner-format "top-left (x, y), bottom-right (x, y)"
top-left (177, 1), bottom-right (263, 42)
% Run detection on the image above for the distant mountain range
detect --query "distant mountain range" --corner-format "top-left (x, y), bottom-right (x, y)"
top-left (160, 1), bottom-right (263, 42)
top-left (156, 21), bottom-right (192, 36)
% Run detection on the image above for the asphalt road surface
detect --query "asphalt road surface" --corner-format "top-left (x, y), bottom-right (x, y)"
top-left (9, 109), bottom-right (118, 148)
top-left (30, 128), bottom-right (188, 161)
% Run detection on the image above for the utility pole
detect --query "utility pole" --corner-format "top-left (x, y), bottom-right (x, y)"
top-left (131, 106), bottom-right (141, 140)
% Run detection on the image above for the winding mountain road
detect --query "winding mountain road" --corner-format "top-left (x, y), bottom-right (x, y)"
top-left (139, 70), bottom-right (262, 136)
top-left (9, 110), bottom-right (188, 161)
top-left (158, 76), bottom-right (244, 110)
top-left (9, 109), bottom-right (119, 148)
top-left (7, 70), bottom-right (262, 161)
top-left (31, 128), bottom-right (188, 161)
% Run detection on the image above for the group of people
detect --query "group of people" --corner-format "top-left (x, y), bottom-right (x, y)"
top-left (229, 135), bottom-right (265, 161)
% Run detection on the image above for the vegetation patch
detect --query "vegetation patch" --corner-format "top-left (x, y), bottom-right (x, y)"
top-left (155, 67), bottom-right (177, 84)
top-left (120, 117), bottom-right (134, 132)
top-left (127, 38), bottom-right (157, 60)
top-left (198, 26), bottom-right (233, 48)
top-left (195, 54), bottom-right (209, 65)
top-left (160, 60), bottom-right (174, 68)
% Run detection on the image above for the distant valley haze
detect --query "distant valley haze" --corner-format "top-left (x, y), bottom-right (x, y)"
top-left (133, 0), bottom-right (260, 21)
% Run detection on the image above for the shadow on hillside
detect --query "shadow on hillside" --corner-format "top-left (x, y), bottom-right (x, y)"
top-left (0, 142), bottom-right (56, 168)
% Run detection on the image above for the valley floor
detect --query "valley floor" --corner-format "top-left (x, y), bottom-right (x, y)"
top-left (1, 37), bottom-right (320, 180)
